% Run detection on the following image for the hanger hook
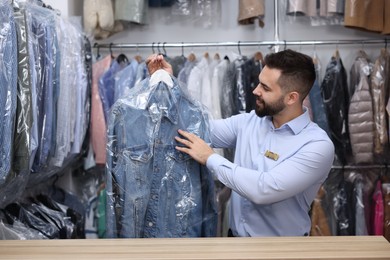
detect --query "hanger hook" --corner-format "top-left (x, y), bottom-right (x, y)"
top-left (94, 42), bottom-right (101, 59)
top-left (284, 40), bottom-right (287, 51)
top-left (109, 43), bottom-right (114, 58)
top-left (152, 42), bottom-right (155, 54)
top-left (237, 41), bottom-right (242, 55)
top-left (163, 42), bottom-right (167, 56)
top-left (157, 42), bottom-right (162, 55)
top-left (181, 42), bottom-right (184, 56)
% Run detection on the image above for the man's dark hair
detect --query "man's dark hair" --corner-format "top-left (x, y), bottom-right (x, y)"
top-left (264, 49), bottom-right (316, 101)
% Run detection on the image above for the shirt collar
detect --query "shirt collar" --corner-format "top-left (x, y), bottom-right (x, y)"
top-left (284, 107), bottom-right (311, 135)
top-left (267, 107), bottom-right (311, 135)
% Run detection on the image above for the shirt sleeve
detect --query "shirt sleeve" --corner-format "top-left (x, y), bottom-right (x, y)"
top-left (210, 113), bottom-right (249, 148)
top-left (206, 139), bottom-right (335, 205)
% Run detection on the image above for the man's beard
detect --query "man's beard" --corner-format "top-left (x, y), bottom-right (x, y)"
top-left (255, 95), bottom-right (285, 117)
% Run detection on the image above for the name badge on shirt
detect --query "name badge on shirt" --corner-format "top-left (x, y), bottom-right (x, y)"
top-left (264, 150), bottom-right (279, 161)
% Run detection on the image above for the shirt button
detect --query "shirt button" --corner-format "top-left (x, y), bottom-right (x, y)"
top-left (148, 222), bottom-right (153, 227)
top-left (152, 195), bottom-right (158, 200)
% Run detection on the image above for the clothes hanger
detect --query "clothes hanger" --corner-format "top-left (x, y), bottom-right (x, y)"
top-left (333, 41), bottom-right (340, 59)
top-left (133, 44), bottom-right (142, 63)
top-left (109, 43), bottom-right (114, 59)
top-left (254, 51), bottom-right (263, 62)
top-left (94, 42), bottom-right (101, 60)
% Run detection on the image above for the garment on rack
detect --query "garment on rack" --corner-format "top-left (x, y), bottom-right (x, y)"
top-left (13, 3), bottom-right (32, 183)
top-left (26, 3), bottom-right (58, 173)
top-left (91, 55), bottom-right (112, 165)
top-left (310, 186), bottom-right (332, 236)
top-left (309, 54), bottom-right (330, 135)
top-left (98, 59), bottom-right (128, 122)
top-left (372, 179), bottom-right (384, 235)
top-left (230, 55), bottom-right (248, 115)
top-left (371, 49), bottom-right (390, 160)
top-left (321, 52), bottom-right (351, 165)
top-left (0, 0), bottom-right (17, 187)
top-left (242, 54), bottom-right (263, 113)
top-left (238, 0), bottom-right (265, 27)
top-left (348, 51), bottom-right (374, 164)
top-left (178, 57), bottom-right (197, 85)
top-left (114, 58), bottom-right (139, 103)
top-left (105, 70), bottom-right (217, 238)
top-left (382, 182), bottom-right (390, 241)
top-left (115, 0), bottom-right (148, 25)
top-left (344, 0), bottom-right (386, 33)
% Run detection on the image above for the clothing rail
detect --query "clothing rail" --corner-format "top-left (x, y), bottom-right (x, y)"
top-left (93, 39), bottom-right (389, 51)
top-left (331, 164), bottom-right (389, 170)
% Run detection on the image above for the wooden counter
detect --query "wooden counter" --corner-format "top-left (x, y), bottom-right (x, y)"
top-left (0, 236), bottom-right (389, 259)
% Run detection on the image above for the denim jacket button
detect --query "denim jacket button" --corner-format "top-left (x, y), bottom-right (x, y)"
top-left (148, 222), bottom-right (154, 227)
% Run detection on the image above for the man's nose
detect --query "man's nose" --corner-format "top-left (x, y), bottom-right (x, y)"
top-left (253, 85), bottom-right (261, 96)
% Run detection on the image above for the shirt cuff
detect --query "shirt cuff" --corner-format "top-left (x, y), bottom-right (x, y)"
top-left (206, 153), bottom-right (227, 176)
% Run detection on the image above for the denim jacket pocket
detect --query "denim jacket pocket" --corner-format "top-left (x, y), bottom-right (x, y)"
top-left (123, 144), bottom-right (153, 163)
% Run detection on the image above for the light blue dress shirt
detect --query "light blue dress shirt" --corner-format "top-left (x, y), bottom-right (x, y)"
top-left (206, 108), bottom-right (335, 237)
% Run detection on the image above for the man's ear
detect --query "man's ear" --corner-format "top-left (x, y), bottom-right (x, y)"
top-left (285, 91), bottom-right (300, 105)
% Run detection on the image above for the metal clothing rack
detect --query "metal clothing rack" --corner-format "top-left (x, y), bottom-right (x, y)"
top-left (93, 39), bottom-right (389, 53)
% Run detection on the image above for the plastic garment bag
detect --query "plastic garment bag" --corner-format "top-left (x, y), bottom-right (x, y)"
top-left (321, 51), bottom-right (352, 165)
top-left (105, 70), bottom-right (217, 238)
top-left (0, 0), bottom-right (20, 209)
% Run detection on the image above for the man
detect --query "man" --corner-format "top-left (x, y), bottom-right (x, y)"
top-left (147, 49), bottom-right (335, 237)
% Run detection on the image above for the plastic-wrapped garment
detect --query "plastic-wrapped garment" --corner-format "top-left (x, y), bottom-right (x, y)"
top-left (83, 0), bottom-right (114, 38)
top-left (171, 0), bottom-right (191, 16)
top-left (372, 179), bottom-right (384, 235)
top-left (4, 203), bottom-right (61, 239)
top-left (106, 70), bottom-right (217, 238)
top-left (231, 55), bottom-right (248, 115)
top-left (334, 177), bottom-right (354, 235)
top-left (243, 53), bottom-right (263, 113)
top-left (25, 3), bottom-right (58, 172)
top-left (115, 0), bottom-right (148, 24)
top-left (309, 54), bottom-right (330, 135)
top-left (370, 49), bottom-right (389, 159)
top-left (0, 0), bottom-right (18, 187)
top-left (322, 169), bottom-right (343, 235)
top-left (54, 17), bottom-right (89, 160)
top-left (348, 52), bottom-right (375, 164)
top-left (177, 57), bottom-right (197, 86)
top-left (98, 60), bottom-right (127, 123)
top-left (310, 186), bottom-right (332, 236)
top-left (238, 0), bottom-right (265, 27)
top-left (344, 0), bottom-right (384, 33)
top-left (0, 219), bottom-right (47, 240)
top-left (0, 1), bottom-right (30, 209)
top-left (13, 3), bottom-right (33, 181)
top-left (91, 55), bottom-right (112, 165)
top-left (321, 51), bottom-right (351, 165)
top-left (382, 182), bottom-right (390, 242)
top-left (114, 59), bottom-right (139, 104)
top-left (219, 58), bottom-right (236, 120)
top-left (352, 174), bottom-right (368, 235)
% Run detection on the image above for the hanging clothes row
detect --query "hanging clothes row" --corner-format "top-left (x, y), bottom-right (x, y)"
top-left (321, 48), bottom-right (390, 166)
top-left (0, 0), bottom-right (91, 208)
top-left (310, 167), bottom-right (390, 242)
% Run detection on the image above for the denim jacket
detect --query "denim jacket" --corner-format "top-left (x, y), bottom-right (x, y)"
top-left (106, 71), bottom-right (217, 238)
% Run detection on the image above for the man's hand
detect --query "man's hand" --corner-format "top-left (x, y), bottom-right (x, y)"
top-left (146, 54), bottom-right (173, 75)
top-left (175, 129), bottom-right (214, 165)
